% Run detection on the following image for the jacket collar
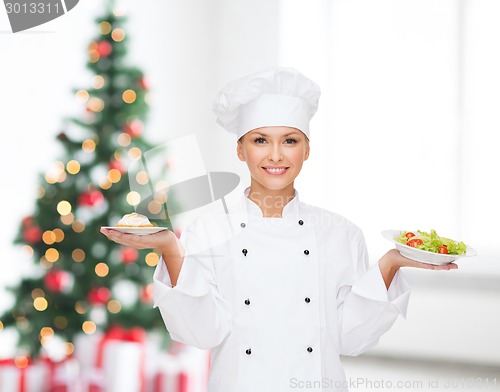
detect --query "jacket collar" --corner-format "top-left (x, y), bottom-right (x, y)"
top-left (242, 186), bottom-right (301, 221)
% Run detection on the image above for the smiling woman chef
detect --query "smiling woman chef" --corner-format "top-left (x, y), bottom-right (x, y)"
top-left (100, 67), bottom-right (457, 392)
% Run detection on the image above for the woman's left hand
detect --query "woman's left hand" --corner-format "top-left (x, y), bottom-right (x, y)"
top-left (381, 248), bottom-right (458, 271)
top-left (378, 249), bottom-right (458, 289)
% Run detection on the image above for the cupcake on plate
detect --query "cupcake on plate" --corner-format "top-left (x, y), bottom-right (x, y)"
top-left (116, 212), bottom-right (153, 227)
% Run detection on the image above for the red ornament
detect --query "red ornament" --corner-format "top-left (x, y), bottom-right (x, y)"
top-left (120, 247), bottom-right (139, 264)
top-left (87, 287), bottom-right (111, 305)
top-left (78, 190), bottom-right (104, 207)
top-left (108, 159), bottom-right (125, 174)
top-left (123, 119), bottom-right (143, 138)
top-left (140, 284), bottom-right (153, 304)
top-left (23, 226), bottom-right (42, 244)
top-left (22, 216), bottom-right (34, 227)
top-left (44, 270), bottom-right (72, 293)
top-left (96, 41), bottom-right (112, 57)
top-left (137, 76), bottom-right (149, 90)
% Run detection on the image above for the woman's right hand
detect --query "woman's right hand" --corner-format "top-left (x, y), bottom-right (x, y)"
top-left (100, 227), bottom-right (183, 256)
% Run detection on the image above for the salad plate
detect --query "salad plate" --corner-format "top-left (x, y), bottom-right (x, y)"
top-left (101, 226), bottom-right (168, 236)
top-left (382, 230), bottom-right (477, 265)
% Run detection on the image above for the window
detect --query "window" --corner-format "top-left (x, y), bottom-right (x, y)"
top-left (279, 0), bottom-right (500, 276)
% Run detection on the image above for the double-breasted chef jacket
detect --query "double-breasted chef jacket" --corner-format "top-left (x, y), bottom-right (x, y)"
top-left (153, 186), bottom-right (411, 392)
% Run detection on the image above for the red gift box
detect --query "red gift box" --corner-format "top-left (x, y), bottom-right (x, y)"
top-left (0, 357), bottom-right (48, 392)
top-left (39, 355), bottom-right (80, 392)
top-left (153, 345), bottom-right (210, 392)
top-left (76, 325), bottom-right (146, 392)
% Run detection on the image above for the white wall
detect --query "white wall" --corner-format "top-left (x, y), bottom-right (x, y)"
top-left (0, 0), bottom-right (283, 321)
top-left (278, 0), bottom-right (500, 366)
top-left (0, 0), bottom-right (102, 311)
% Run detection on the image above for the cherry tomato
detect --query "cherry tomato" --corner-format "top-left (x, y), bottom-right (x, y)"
top-left (405, 232), bottom-right (416, 239)
top-left (438, 245), bottom-right (448, 254)
top-left (407, 238), bottom-right (423, 247)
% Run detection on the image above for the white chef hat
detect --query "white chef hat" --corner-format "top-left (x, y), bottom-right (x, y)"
top-left (212, 67), bottom-right (321, 140)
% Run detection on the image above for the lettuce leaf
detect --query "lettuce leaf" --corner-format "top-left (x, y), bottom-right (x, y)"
top-left (395, 229), bottom-right (467, 255)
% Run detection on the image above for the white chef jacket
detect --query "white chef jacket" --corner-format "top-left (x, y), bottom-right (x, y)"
top-left (153, 186), bottom-right (411, 392)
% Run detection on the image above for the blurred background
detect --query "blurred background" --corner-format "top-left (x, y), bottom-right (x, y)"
top-left (0, 0), bottom-right (499, 390)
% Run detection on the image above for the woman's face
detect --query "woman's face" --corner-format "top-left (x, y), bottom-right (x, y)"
top-left (237, 126), bottom-right (310, 193)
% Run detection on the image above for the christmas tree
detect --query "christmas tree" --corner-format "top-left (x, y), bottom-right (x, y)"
top-left (0, 0), bottom-right (173, 357)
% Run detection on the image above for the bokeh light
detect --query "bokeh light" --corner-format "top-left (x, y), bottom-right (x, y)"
top-left (122, 89), bottom-right (136, 104)
top-left (145, 252), bottom-right (160, 267)
top-left (66, 342), bottom-right (75, 356)
top-left (15, 356), bottom-right (29, 369)
top-left (155, 191), bottom-right (167, 204)
top-left (136, 171), bottom-right (149, 185)
top-left (57, 201), bottom-right (72, 216)
top-left (128, 147), bottom-right (142, 161)
top-left (72, 220), bottom-right (86, 233)
top-left (45, 161), bottom-right (67, 184)
top-left (37, 185), bottom-right (46, 199)
top-left (75, 90), bottom-right (89, 103)
top-left (126, 191), bottom-right (141, 206)
top-left (42, 230), bottom-right (56, 245)
top-left (66, 160), bottom-right (81, 175)
top-left (111, 28), bottom-right (125, 42)
top-left (108, 169), bottom-right (121, 183)
top-left (33, 297), bottom-right (48, 311)
top-left (75, 301), bottom-right (87, 315)
top-left (82, 139), bottom-right (96, 153)
top-left (60, 213), bottom-right (75, 225)
top-left (99, 21), bottom-right (112, 35)
top-left (107, 299), bottom-right (122, 314)
top-left (92, 75), bottom-right (105, 89)
top-left (89, 50), bottom-right (99, 63)
top-left (40, 327), bottom-right (54, 339)
top-left (21, 245), bottom-right (34, 258)
top-left (95, 262), bottom-right (109, 277)
top-left (99, 178), bottom-right (112, 190)
top-left (45, 248), bottom-right (59, 263)
top-left (88, 97), bottom-right (105, 112)
top-left (117, 133), bottom-right (131, 147)
top-left (82, 321), bottom-right (96, 334)
top-left (53, 228), bottom-right (65, 242)
top-left (31, 288), bottom-right (44, 299)
top-left (72, 249), bottom-right (85, 263)
top-left (148, 200), bottom-right (162, 215)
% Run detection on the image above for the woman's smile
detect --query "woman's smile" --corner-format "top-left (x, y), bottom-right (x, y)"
top-left (262, 166), bottom-right (289, 175)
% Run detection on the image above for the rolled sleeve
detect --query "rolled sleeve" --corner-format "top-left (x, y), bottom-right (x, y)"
top-left (337, 227), bottom-right (412, 356)
top-left (153, 256), bottom-right (212, 308)
top-left (350, 263), bottom-right (411, 318)
top-left (151, 218), bottom-right (232, 350)
top-left (153, 257), bottom-right (173, 307)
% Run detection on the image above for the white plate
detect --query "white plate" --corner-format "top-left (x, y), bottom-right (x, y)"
top-left (101, 226), bottom-right (168, 236)
top-left (382, 230), bottom-right (477, 265)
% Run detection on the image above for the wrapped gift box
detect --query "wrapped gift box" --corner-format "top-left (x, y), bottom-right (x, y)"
top-left (0, 358), bottom-right (48, 392)
top-left (74, 326), bottom-right (147, 392)
top-left (153, 344), bottom-right (210, 392)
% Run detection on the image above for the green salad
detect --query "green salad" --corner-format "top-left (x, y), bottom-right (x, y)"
top-left (395, 229), bottom-right (467, 255)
